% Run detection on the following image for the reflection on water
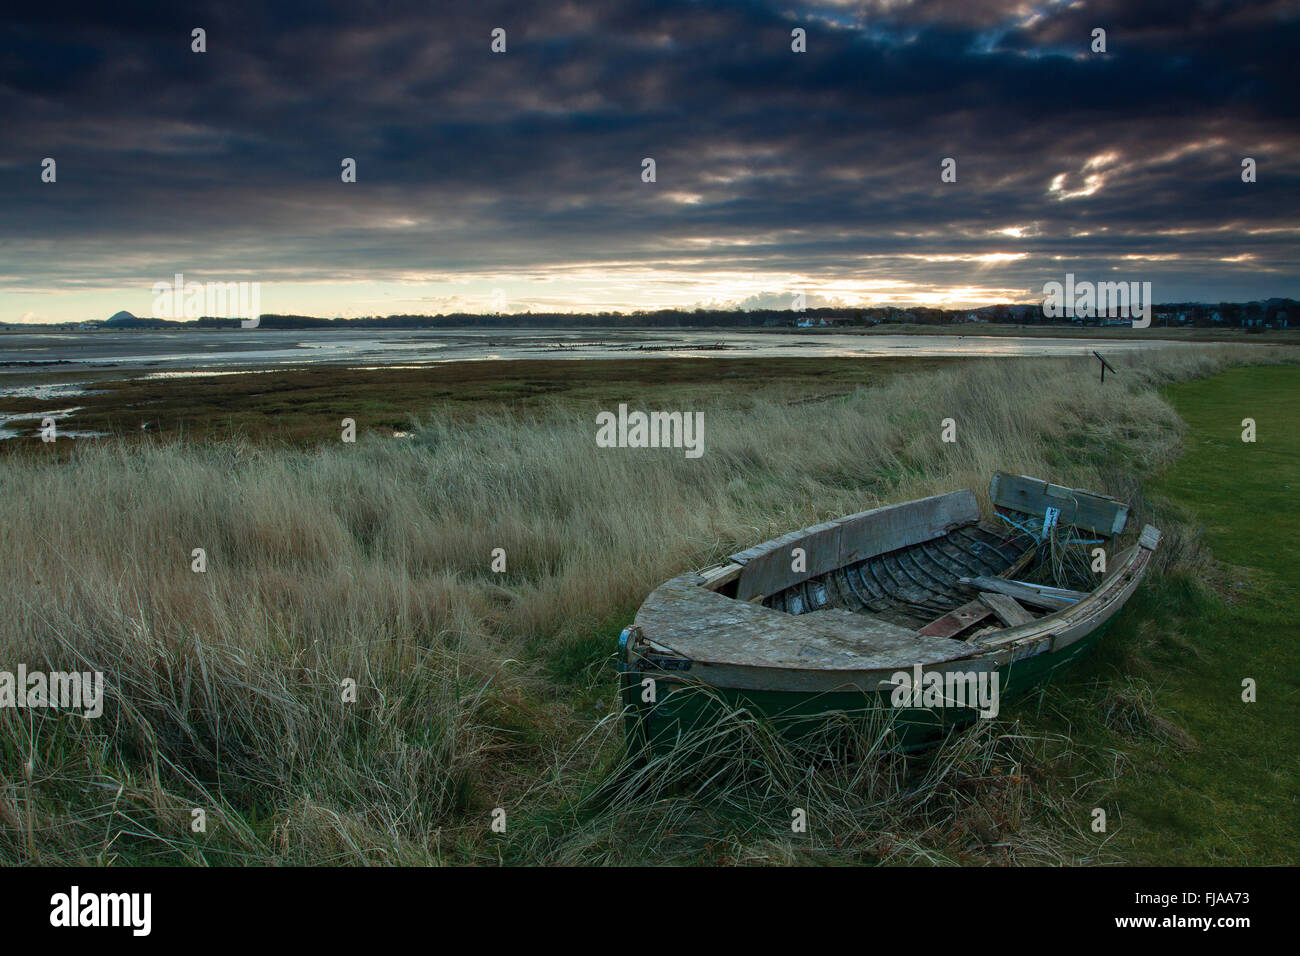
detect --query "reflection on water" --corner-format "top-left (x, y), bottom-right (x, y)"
top-left (0, 427), bottom-right (108, 440)
top-left (0, 327), bottom-right (1211, 374)
top-left (0, 382), bottom-right (100, 399)
top-left (0, 406), bottom-right (110, 441)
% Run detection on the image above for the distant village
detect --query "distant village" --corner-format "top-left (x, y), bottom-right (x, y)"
top-left (788, 299), bottom-right (1292, 330)
top-left (3, 299), bottom-right (1294, 332)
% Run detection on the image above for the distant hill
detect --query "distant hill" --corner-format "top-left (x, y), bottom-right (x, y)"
top-left (103, 310), bottom-right (182, 328)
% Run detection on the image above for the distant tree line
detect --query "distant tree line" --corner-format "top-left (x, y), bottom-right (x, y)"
top-left (7, 300), bottom-right (1294, 331)
top-left (188, 299), bottom-right (1296, 330)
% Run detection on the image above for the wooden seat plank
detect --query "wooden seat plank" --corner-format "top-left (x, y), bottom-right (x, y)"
top-left (978, 592), bottom-right (1035, 627)
top-left (990, 472), bottom-right (1129, 536)
top-left (916, 599), bottom-right (996, 639)
top-left (959, 575), bottom-right (1086, 611)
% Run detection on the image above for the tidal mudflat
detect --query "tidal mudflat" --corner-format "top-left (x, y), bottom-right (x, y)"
top-left (0, 326), bottom-right (1216, 374)
top-left (0, 328), bottom-right (1220, 444)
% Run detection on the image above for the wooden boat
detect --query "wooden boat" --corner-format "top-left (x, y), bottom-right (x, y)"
top-left (618, 473), bottom-right (1160, 751)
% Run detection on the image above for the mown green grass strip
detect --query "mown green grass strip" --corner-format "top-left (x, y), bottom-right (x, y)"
top-left (1109, 365), bottom-right (1298, 864)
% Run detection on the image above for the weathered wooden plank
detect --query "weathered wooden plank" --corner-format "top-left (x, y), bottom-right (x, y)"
top-left (731, 491), bottom-right (979, 602)
top-left (732, 520), bottom-right (841, 602)
top-left (697, 562), bottom-right (743, 590)
top-left (990, 472), bottom-right (1129, 536)
top-left (917, 599), bottom-right (995, 639)
top-left (635, 576), bottom-right (979, 670)
top-left (835, 490), bottom-right (979, 566)
top-left (960, 575), bottom-right (1086, 610)
top-left (978, 591), bottom-right (1035, 627)
top-left (728, 521), bottom-right (834, 567)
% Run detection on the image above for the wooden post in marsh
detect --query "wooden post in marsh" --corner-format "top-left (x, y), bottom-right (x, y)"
top-left (1093, 350), bottom-right (1117, 383)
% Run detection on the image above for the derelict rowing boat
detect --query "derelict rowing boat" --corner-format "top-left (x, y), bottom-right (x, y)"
top-left (618, 472), bottom-right (1160, 750)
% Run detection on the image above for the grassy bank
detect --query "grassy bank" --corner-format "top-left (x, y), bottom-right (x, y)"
top-left (1028, 365), bottom-right (1298, 864)
top-left (0, 345), bottom-right (1294, 865)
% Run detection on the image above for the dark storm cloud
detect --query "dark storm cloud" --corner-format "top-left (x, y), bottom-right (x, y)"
top-left (1, 0), bottom-right (1296, 310)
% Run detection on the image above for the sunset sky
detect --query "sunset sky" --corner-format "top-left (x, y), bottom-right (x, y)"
top-left (3, 0), bottom-right (1298, 323)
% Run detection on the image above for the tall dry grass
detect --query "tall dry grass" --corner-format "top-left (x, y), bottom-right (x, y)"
top-left (0, 345), bottom-right (1291, 864)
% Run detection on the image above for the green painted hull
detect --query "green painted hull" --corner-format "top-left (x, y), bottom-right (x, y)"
top-left (619, 622), bottom-right (1111, 753)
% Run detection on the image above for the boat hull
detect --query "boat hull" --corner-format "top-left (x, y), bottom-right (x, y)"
top-left (618, 479), bottom-right (1158, 755)
top-left (619, 621), bottom-right (1112, 753)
